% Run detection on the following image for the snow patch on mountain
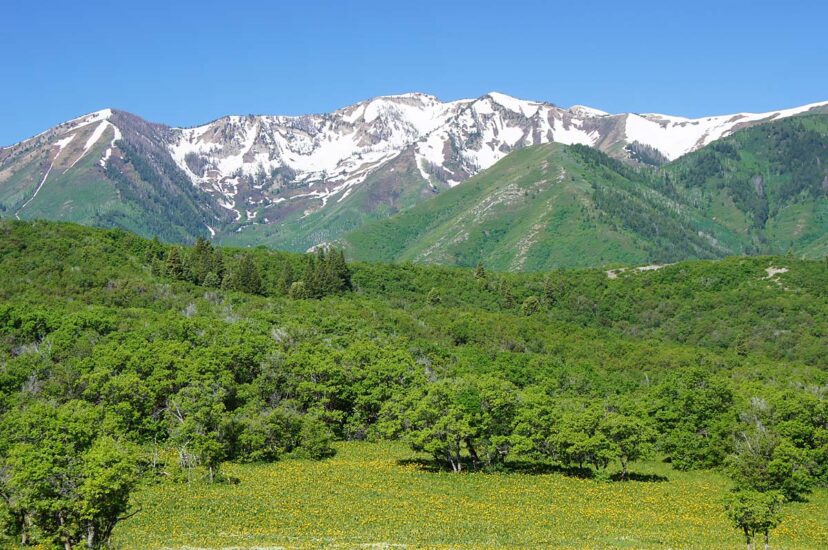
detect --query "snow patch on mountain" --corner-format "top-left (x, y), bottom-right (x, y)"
top-left (15, 133), bottom-right (77, 219)
top-left (569, 105), bottom-right (610, 118)
top-left (99, 123), bottom-right (122, 167)
top-left (628, 100), bottom-right (828, 160)
top-left (488, 92), bottom-right (541, 117)
top-left (70, 120), bottom-right (110, 168)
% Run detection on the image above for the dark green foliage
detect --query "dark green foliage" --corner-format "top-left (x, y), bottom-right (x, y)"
top-left (665, 114), bottom-right (828, 241)
top-left (101, 127), bottom-right (227, 243)
top-left (295, 248), bottom-right (353, 299)
top-left (426, 287), bottom-right (441, 305)
top-left (499, 280), bottom-right (514, 309)
top-left (288, 281), bottom-right (310, 300)
top-left (223, 253), bottom-right (263, 295)
top-left (187, 237), bottom-right (224, 285)
top-left (279, 260), bottom-right (295, 294)
top-left (165, 246), bottom-right (186, 280)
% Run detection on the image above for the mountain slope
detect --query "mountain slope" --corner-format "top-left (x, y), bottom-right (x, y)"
top-left (3, 94), bottom-right (826, 251)
top-left (0, 110), bottom-right (232, 242)
top-left (341, 143), bottom-right (748, 269)
top-left (342, 114), bottom-right (828, 269)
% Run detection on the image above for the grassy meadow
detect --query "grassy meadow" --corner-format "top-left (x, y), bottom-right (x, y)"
top-left (114, 442), bottom-right (828, 549)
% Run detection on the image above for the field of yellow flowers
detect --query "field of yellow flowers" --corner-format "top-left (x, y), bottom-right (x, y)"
top-left (113, 442), bottom-right (828, 549)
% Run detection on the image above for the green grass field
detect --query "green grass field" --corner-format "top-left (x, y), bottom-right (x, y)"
top-left (113, 442), bottom-right (828, 549)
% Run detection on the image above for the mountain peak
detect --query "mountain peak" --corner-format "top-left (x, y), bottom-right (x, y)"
top-left (483, 92), bottom-right (543, 112)
top-left (377, 92), bottom-right (440, 101)
top-left (66, 108), bottom-right (115, 126)
top-left (569, 105), bottom-right (610, 118)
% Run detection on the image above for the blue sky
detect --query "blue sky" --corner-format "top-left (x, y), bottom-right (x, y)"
top-left (2, 0), bottom-right (826, 145)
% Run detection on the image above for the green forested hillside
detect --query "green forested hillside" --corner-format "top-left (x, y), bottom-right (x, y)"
top-left (343, 115), bottom-right (828, 269)
top-left (0, 221), bottom-right (826, 547)
top-left (342, 144), bottom-right (746, 269)
top-left (665, 114), bottom-right (828, 257)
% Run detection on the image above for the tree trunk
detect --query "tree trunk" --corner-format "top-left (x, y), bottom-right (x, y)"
top-left (452, 437), bottom-right (463, 473)
top-left (87, 524), bottom-right (97, 548)
top-left (764, 530), bottom-right (769, 550)
top-left (447, 451), bottom-right (460, 473)
top-left (743, 526), bottom-right (751, 550)
top-left (465, 438), bottom-right (480, 468)
top-left (19, 513), bottom-right (28, 546)
top-left (58, 512), bottom-right (73, 550)
top-left (620, 457), bottom-right (628, 480)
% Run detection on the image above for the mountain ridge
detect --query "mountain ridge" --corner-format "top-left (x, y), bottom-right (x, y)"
top-left (2, 94), bottom-right (827, 254)
top-left (341, 113), bottom-right (828, 269)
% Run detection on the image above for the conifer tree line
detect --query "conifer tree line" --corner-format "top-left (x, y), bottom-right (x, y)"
top-left (151, 237), bottom-right (352, 299)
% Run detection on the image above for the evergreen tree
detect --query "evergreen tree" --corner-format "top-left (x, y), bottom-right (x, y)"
top-left (212, 249), bottom-right (225, 284)
top-left (302, 255), bottom-right (321, 298)
top-left (165, 247), bottom-right (186, 280)
top-left (237, 254), bottom-right (263, 295)
top-left (298, 248), bottom-right (353, 298)
top-left (543, 277), bottom-right (559, 306)
top-left (279, 261), bottom-right (294, 295)
top-left (203, 272), bottom-right (220, 288)
top-left (145, 235), bottom-right (165, 263)
top-left (500, 280), bottom-right (514, 309)
top-left (223, 254), bottom-right (263, 295)
top-left (330, 249), bottom-right (352, 292)
top-left (288, 281), bottom-right (310, 299)
top-left (316, 249), bottom-right (337, 296)
top-left (188, 237), bottom-right (214, 284)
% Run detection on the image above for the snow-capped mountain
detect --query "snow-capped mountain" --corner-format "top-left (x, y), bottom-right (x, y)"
top-left (167, 93), bottom-right (470, 217)
top-left (2, 93), bottom-right (826, 249)
top-left (164, 93), bottom-right (828, 239)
